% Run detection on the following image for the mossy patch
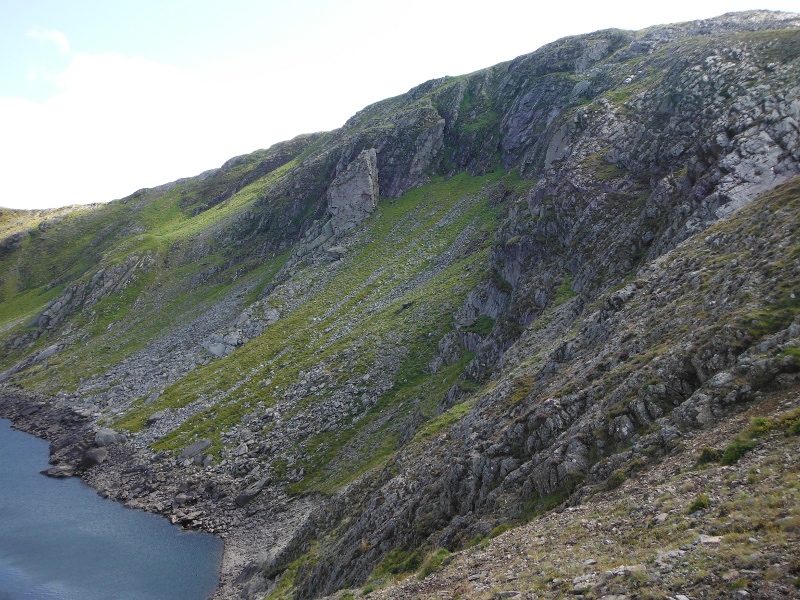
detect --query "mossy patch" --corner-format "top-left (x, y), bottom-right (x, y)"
top-left (553, 274), bottom-right (577, 306)
top-left (581, 150), bottom-right (625, 181)
top-left (463, 315), bottom-right (496, 335)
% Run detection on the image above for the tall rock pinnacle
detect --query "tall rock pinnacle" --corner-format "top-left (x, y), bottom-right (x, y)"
top-left (327, 148), bottom-right (379, 236)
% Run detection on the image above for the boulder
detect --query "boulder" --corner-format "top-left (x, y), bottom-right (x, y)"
top-left (146, 410), bottom-right (167, 426)
top-left (208, 342), bottom-right (227, 357)
top-left (95, 428), bottom-right (127, 447)
top-left (223, 332), bottom-right (241, 346)
top-left (81, 447), bottom-right (108, 468)
top-left (179, 439), bottom-right (212, 462)
top-left (326, 246), bottom-right (348, 260)
top-left (234, 477), bottom-right (270, 506)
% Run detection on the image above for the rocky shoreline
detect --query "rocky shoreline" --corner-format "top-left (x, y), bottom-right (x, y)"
top-left (0, 386), bottom-right (318, 600)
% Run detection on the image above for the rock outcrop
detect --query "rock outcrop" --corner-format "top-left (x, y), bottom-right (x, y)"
top-left (327, 148), bottom-right (380, 236)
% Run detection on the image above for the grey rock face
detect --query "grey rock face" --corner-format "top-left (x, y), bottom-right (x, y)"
top-left (338, 96), bottom-right (445, 198)
top-left (36, 253), bottom-right (155, 330)
top-left (33, 345), bottom-right (61, 363)
top-left (327, 148), bottom-right (379, 236)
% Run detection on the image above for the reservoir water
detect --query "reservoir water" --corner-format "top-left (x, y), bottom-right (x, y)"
top-left (0, 418), bottom-right (223, 599)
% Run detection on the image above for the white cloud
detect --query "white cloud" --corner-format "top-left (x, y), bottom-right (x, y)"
top-left (0, 50), bottom-right (358, 209)
top-left (25, 28), bottom-right (70, 54)
top-left (4, 1), bottom-right (799, 210)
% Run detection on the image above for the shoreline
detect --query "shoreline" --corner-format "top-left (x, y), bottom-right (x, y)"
top-left (0, 386), bottom-right (316, 600)
top-left (0, 414), bottom-right (224, 600)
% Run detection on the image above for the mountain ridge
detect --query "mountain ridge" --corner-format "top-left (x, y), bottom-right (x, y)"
top-left (1, 10), bottom-right (800, 599)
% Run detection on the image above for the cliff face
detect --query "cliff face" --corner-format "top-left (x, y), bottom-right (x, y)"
top-left (1, 10), bottom-right (799, 600)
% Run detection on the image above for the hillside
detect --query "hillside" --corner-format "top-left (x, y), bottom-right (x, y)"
top-left (1, 10), bottom-right (799, 599)
top-left (365, 384), bottom-right (800, 599)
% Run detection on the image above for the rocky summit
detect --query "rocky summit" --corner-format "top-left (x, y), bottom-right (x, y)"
top-left (1, 10), bottom-right (800, 600)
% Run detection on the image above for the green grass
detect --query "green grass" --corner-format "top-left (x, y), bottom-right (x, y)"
top-left (464, 315), bottom-right (495, 335)
top-left (602, 64), bottom-right (664, 112)
top-left (362, 546), bottom-right (426, 592)
top-left (458, 84), bottom-right (501, 136)
top-left (553, 274), bottom-right (576, 306)
top-left (108, 172), bottom-right (502, 495)
top-left (488, 523), bottom-right (515, 538)
top-left (741, 295), bottom-right (800, 340)
top-left (461, 110), bottom-right (501, 135)
top-left (687, 493), bottom-right (711, 513)
top-left (501, 170), bottom-right (538, 195)
top-left (581, 150), bottom-right (625, 181)
top-left (374, 548), bottom-right (423, 577)
top-left (417, 548), bottom-right (451, 580)
top-left (414, 398), bottom-right (476, 442)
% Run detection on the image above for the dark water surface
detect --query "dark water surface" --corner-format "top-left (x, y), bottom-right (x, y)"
top-left (0, 418), bottom-right (223, 599)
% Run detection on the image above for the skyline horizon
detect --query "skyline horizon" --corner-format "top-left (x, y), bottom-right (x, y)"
top-left (1, 2), bottom-right (797, 210)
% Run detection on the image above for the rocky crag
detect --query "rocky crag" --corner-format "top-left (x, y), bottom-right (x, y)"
top-left (0, 10), bottom-right (799, 600)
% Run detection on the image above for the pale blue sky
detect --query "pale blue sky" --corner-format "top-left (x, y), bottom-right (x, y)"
top-left (1, 1), bottom-right (798, 209)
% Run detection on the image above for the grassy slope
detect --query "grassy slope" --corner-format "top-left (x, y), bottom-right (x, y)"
top-left (114, 171), bottom-right (506, 492)
top-left (0, 153), bottom-right (303, 385)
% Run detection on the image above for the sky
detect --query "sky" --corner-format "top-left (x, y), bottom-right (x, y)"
top-left (1, 1), bottom-right (798, 210)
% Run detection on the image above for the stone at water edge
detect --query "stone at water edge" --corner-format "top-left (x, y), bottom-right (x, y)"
top-left (43, 465), bottom-right (75, 478)
top-left (81, 447), bottom-right (108, 468)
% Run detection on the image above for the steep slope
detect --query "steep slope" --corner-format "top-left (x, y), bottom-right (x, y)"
top-left (0, 10), bottom-right (799, 600)
top-left (365, 384), bottom-right (800, 599)
top-left (290, 175), bottom-right (800, 598)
